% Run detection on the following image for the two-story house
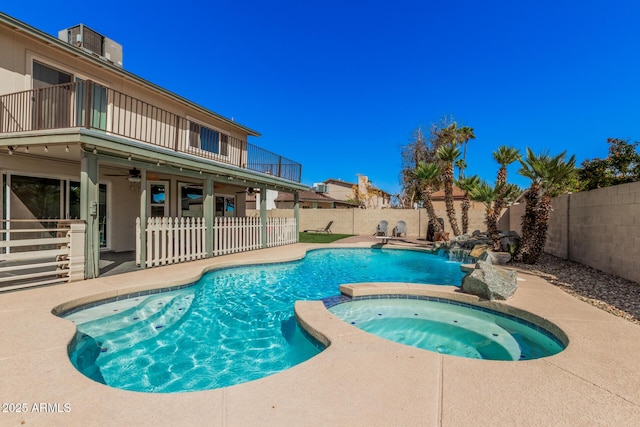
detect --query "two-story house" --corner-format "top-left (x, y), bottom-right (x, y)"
top-left (323, 176), bottom-right (391, 208)
top-left (0, 13), bottom-right (306, 289)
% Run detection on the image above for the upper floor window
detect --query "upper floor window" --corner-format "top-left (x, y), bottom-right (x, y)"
top-left (33, 61), bottom-right (72, 89)
top-left (188, 122), bottom-right (229, 156)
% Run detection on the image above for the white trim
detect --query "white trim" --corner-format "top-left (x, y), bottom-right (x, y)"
top-left (147, 180), bottom-right (170, 217)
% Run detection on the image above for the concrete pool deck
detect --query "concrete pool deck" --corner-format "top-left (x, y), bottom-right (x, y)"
top-left (0, 242), bottom-right (639, 426)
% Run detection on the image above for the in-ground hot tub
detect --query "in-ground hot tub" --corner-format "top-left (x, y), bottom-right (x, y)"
top-left (326, 296), bottom-right (567, 361)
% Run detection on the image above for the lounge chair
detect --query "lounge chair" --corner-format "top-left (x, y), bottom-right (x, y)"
top-left (304, 221), bottom-right (333, 234)
top-left (392, 221), bottom-right (407, 237)
top-left (375, 220), bottom-right (388, 236)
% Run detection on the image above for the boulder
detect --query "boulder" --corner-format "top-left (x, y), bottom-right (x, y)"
top-left (469, 244), bottom-right (491, 258)
top-left (499, 231), bottom-right (520, 253)
top-left (461, 260), bottom-right (517, 300)
top-left (479, 250), bottom-right (512, 265)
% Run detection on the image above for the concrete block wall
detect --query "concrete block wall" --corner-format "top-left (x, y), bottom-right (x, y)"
top-left (566, 182), bottom-right (640, 283)
top-left (250, 202), bottom-right (488, 239)
top-left (501, 182), bottom-right (640, 284)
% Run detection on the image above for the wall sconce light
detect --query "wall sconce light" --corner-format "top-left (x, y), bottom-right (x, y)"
top-left (93, 147), bottom-right (98, 154)
top-left (8, 146), bottom-right (14, 155)
top-left (44, 146), bottom-right (49, 152)
top-left (24, 146), bottom-right (29, 153)
top-left (65, 145), bottom-right (70, 152)
top-left (128, 155), bottom-right (132, 161)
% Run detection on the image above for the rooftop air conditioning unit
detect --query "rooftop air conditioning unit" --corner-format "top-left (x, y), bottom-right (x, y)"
top-left (58, 24), bottom-right (123, 68)
top-left (313, 183), bottom-right (328, 193)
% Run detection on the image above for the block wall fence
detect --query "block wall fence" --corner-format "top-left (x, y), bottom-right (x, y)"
top-left (500, 181), bottom-right (640, 284)
top-left (249, 201), bottom-right (488, 239)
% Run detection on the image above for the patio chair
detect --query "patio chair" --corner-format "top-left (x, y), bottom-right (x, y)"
top-left (375, 220), bottom-right (388, 236)
top-left (392, 221), bottom-right (407, 237)
top-left (303, 221), bottom-right (333, 234)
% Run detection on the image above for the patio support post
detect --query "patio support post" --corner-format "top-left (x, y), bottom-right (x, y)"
top-left (294, 191), bottom-right (300, 239)
top-left (204, 176), bottom-right (214, 257)
top-left (139, 169), bottom-right (147, 269)
top-left (80, 151), bottom-right (99, 278)
top-left (260, 185), bottom-right (267, 248)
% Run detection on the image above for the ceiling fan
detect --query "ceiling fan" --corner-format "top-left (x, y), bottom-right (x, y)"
top-left (236, 187), bottom-right (260, 195)
top-left (103, 167), bottom-right (157, 182)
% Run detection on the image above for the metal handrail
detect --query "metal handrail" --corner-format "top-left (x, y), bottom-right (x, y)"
top-left (0, 82), bottom-right (302, 182)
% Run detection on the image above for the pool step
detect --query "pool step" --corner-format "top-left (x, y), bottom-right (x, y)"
top-left (76, 293), bottom-right (194, 353)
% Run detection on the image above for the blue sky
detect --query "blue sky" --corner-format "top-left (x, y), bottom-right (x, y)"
top-left (4, 1), bottom-right (640, 196)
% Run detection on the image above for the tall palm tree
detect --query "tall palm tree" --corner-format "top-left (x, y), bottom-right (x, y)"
top-left (414, 161), bottom-right (444, 237)
top-left (490, 146), bottom-right (521, 246)
top-left (515, 148), bottom-right (576, 264)
top-left (456, 175), bottom-right (480, 234)
top-left (456, 126), bottom-right (476, 179)
top-left (436, 143), bottom-right (462, 236)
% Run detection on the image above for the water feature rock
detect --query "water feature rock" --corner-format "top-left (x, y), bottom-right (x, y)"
top-left (479, 250), bottom-right (512, 265)
top-left (499, 231), bottom-right (520, 253)
top-left (461, 260), bottom-right (517, 300)
top-left (470, 244), bottom-right (491, 258)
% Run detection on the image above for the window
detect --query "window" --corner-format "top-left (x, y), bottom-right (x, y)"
top-left (179, 184), bottom-right (203, 217)
top-left (188, 122), bottom-right (229, 156)
top-left (33, 61), bottom-right (72, 88)
top-left (148, 182), bottom-right (169, 217)
top-left (5, 175), bottom-right (109, 248)
top-left (32, 61), bottom-right (73, 129)
top-left (215, 195), bottom-right (235, 217)
top-left (74, 78), bottom-right (107, 130)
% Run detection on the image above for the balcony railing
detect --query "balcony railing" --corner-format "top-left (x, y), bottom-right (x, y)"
top-left (0, 82), bottom-right (302, 182)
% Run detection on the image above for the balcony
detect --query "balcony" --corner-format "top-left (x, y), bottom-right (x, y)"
top-left (0, 82), bottom-right (301, 182)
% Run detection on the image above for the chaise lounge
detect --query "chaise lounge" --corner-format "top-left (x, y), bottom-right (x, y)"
top-left (303, 221), bottom-right (334, 234)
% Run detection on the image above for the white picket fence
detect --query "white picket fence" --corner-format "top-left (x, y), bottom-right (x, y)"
top-left (137, 216), bottom-right (298, 267)
top-left (213, 216), bottom-right (262, 256)
top-left (266, 217), bottom-right (298, 247)
top-left (136, 217), bottom-right (207, 267)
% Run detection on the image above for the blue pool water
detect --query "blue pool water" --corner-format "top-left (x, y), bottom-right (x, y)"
top-left (328, 298), bottom-right (565, 360)
top-left (65, 248), bottom-right (465, 392)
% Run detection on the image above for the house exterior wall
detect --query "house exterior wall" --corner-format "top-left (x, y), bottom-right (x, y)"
top-left (325, 182), bottom-right (354, 201)
top-left (0, 23), bottom-right (250, 142)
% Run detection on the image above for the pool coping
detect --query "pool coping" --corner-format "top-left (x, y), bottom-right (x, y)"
top-left (1, 241), bottom-right (639, 426)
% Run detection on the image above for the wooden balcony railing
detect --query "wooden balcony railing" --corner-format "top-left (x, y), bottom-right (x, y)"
top-left (0, 82), bottom-right (302, 182)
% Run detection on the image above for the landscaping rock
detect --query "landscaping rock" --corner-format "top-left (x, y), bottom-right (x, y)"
top-left (479, 250), bottom-right (512, 265)
top-left (461, 260), bottom-right (518, 300)
top-left (469, 244), bottom-right (491, 258)
top-left (499, 231), bottom-right (520, 253)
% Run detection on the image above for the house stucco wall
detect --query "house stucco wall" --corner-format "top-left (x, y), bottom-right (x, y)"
top-left (0, 23), bottom-right (248, 142)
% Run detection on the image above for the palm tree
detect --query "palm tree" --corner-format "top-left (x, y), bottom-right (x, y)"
top-left (436, 143), bottom-right (462, 236)
top-left (414, 161), bottom-right (444, 237)
top-left (456, 175), bottom-right (480, 234)
top-left (469, 180), bottom-right (503, 245)
top-left (490, 146), bottom-right (521, 246)
top-left (456, 126), bottom-right (476, 179)
top-left (514, 148), bottom-right (576, 264)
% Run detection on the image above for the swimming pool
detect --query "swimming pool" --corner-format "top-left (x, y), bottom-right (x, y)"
top-left (327, 297), bottom-right (566, 360)
top-left (64, 248), bottom-right (465, 392)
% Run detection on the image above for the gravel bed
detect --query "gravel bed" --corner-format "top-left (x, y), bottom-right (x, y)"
top-left (511, 253), bottom-right (640, 325)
